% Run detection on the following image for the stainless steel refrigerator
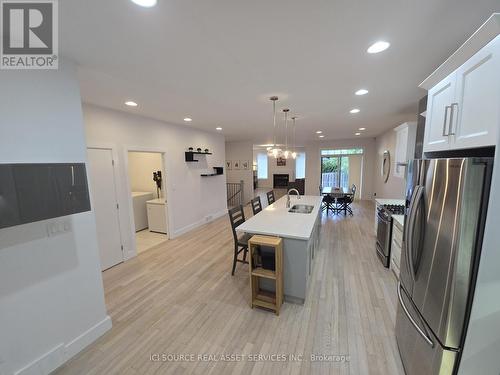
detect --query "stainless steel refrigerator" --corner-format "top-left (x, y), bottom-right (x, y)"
top-left (396, 157), bottom-right (493, 375)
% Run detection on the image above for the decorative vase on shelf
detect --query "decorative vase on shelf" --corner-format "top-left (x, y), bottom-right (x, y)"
top-left (204, 148), bottom-right (209, 153)
top-left (188, 147), bottom-right (194, 152)
top-left (197, 148), bottom-right (202, 152)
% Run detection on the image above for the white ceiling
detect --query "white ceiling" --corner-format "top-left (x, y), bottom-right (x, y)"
top-left (61, 0), bottom-right (499, 143)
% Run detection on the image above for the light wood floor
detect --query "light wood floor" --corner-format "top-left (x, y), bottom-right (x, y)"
top-left (55, 201), bottom-right (404, 375)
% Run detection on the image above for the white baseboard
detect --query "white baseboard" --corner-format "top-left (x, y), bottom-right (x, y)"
top-left (171, 209), bottom-right (227, 239)
top-left (64, 315), bottom-right (112, 360)
top-left (14, 344), bottom-right (65, 375)
top-left (14, 316), bottom-right (112, 375)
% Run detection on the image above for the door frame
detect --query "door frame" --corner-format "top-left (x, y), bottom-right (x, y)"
top-left (123, 146), bottom-right (171, 257)
top-left (318, 147), bottom-right (365, 199)
top-left (86, 145), bottom-right (125, 267)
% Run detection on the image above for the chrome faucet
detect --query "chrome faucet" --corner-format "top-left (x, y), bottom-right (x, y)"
top-left (286, 188), bottom-right (301, 208)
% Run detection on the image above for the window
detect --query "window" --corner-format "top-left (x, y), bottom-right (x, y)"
top-left (321, 148), bottom-right (363, 156)
top-left (257, 152), bottom-right (268, 179)
top-left (295, 152), bottom-right (306, 179)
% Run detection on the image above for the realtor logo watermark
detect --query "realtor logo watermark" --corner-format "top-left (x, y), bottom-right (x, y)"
top-left (1, 0), bottom-right (58, 69)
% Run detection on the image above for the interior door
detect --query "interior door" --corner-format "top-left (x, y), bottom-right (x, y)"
top-left (87, 148), bottom-right (123, 271)
top-left (452, 37), bottom-right (499, 149)
top-left (424, 75), bottom-right (455, 152)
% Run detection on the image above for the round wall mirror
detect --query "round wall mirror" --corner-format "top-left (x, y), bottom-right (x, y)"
top-left (382, 150), bottom-right (391, 183)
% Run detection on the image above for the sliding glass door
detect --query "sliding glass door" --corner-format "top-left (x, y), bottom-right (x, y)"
top-left (320, 148), bottom-right (363, 190)
top-left (321, 156), bottom-right (349, 189)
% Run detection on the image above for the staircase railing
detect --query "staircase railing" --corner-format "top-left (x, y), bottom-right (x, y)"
top-left (227, 180), bottom-right (244, 208)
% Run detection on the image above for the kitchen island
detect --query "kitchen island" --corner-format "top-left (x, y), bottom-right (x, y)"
top-left (236, 195), bottom-right (322, 304)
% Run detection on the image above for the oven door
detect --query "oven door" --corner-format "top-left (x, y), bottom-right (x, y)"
top-left (376, 210), bottom-right (391, 264)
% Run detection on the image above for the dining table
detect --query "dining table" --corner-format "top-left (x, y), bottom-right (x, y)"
top-left (321, 186), bottom-right (352, 214)
top-left (321, 186), bottom-right (350, 196)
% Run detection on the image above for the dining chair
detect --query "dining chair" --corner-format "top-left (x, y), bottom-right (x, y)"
top-left (339, 184), bottom-right (356, 216)
top-left (228, 205), bottom-right (251, 275)
top-left (266, 190), bottom-right (275, 205)
top-left (251, 196), bottom-right (263, 215)
top-left (322, 194), bottom-right (335, 215)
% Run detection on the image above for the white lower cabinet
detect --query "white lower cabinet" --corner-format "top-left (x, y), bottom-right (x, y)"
top-left (390, 219), bottom-right (404, 280)
top-left (147, 199), bottom-right (168, 234)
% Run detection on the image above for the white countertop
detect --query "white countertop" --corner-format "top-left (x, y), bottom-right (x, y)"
top-left (392, 214), bottom-right (405, 228)
top-left (147, 198), bottom-right (166, 205)
top-left (236, 195), bottom-right (323, 240)
top-left (132, 191), bottom-right (154, 198)
top-left (375, 198), bottom-right (405, 206)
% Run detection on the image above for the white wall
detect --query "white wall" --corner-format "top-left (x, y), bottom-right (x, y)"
top-left (459, 136), bottom-right (500, 374)
top-left (225, 141), bottom-right (254, 204)
top-left (348, 154), bottom-right (362, 199)
top-left (373, 128), bottom-right (406, 199)
top-left (128, 152), bottom-right (163, 197)
top-left (0, 62), bottom-right (110, 375)
top-left (304, 138), bottom-right (376, 200)
top-left (84, 104), bottom-right (227, 255)
top-left (255, 153), bottom-right (296, 189)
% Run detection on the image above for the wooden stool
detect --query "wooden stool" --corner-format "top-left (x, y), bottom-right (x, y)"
top-left (248, 235), bottom-right (283, 315)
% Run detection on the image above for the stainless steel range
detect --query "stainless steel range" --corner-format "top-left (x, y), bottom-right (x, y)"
top-left (376, 204), bottom-right (405, 267)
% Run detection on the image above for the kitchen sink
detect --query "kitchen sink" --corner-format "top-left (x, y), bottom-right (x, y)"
top-left (288, 204), bottom-right (314, 214)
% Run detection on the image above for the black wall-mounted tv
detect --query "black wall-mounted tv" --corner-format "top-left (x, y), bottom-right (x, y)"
top-left (0, 163), bottom-right (91, 230)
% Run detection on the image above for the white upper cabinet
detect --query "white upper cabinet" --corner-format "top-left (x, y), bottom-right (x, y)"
top-left (452, 38), bottom-right (499, 149)
top-left (394, 122), bottom-right (417, 178)
top-left (424, 76), bottom-right (455, 152)
top-left (422, 26), bottom-right (500, 153)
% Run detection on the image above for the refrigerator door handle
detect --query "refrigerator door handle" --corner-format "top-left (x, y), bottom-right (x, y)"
top-left (404, 187), bottom-right (419, 281)
top-left (408, 186), bottom-right (425, 280)
top-left (398, 281), bottom-right (434, 348)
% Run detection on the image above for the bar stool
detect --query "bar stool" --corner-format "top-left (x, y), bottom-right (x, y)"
top-left (248, 235), bottom-right (283, 315)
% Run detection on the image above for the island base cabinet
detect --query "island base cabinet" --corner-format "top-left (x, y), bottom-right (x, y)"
top-left (258, 211), bottom-right (320, 305)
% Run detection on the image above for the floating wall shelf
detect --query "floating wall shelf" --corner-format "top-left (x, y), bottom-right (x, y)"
top-left (201, 167), bottom-right (223, 177)
top-left (185, 151), bottom-right (212, 162)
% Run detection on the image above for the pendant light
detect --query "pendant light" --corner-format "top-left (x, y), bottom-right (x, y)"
top-left (283, 109), bottom-right (290, 159)
top-left (291, 116), bottom-right (297, 159)
top-left (268, 96), bottom-right (281, 158)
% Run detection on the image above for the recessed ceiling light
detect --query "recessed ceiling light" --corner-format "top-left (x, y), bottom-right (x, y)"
top-left (130, 0), bottom-right (157, 7)
top-left (355, 89), bottom-right (369, 96)
top-left (359, 127), bottom-right (366, 131)
top-left (316, 131), bottom-right (323, 134)
top-left (367, 41), bottom-right (390, 54)
top-left (319, 135), bottom-right (325, 138)
top-left (216, 127), bottom-right (222, 131)
top-left (355, 132), bottom-right (361, 136)
top-left (125, 101), bottom-right (138, 107)
top-left (350, 108), bottom-right (360, 114)
top-left (183, 117), bottom-right (192, 122)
